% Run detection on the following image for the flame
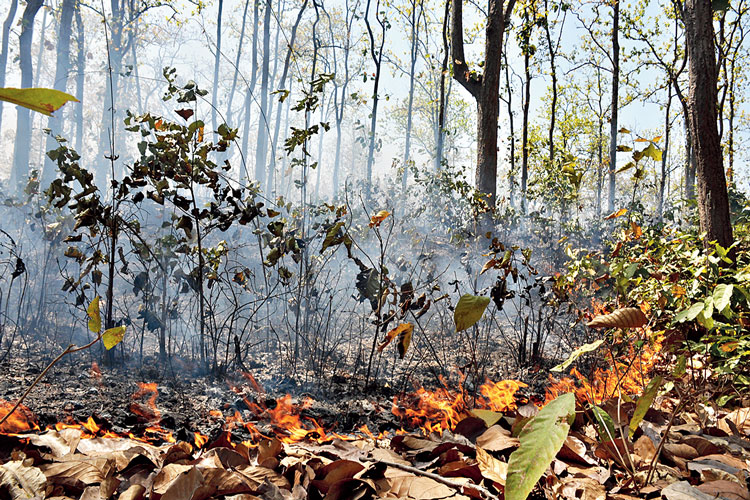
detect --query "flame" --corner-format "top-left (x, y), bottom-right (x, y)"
top-left (545, 329), bottom-right (664, 406)
top-left (194, 431), bottom-right (208, 448)
top-left (0, 401), bottom-right (39, 433)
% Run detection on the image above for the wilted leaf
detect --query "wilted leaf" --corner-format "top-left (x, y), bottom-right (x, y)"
top-left (454, 294), bottom-right (490, 332)
top-left (321, 222), bottom-right (346, 253)
top-left (604, 208), bottom-right (627, 220)
top-left (629, 376), bottom-right (662, 439)
top-left (586, 308), bottom-right (647, 328)
top-left (475, 425), bottom-right (519, 452)
top-left (476, 447), bottom-right (507, 485)
top-left (175, 108), bottom-right (194, 120)
top-left (102, 326), bottom-right (126, 350)
top-left (87, 296), bottom-right (101, 333)
top-left (378, 323), bottom-right (413, 353)
top-left (0, 460), bottom-right (47, 500)
top-left (369, 210), bottom-right (390, 228)
top-left (0, 87), bottom-right (78, 116)
top-left (505, 393), bottom-right (576, 500)
top-left (551, 339), bottom-right (604, 372)
top-left (470, 409), bottom-right (503, 428)
top-left (397, 326), bottom-right (412, 359)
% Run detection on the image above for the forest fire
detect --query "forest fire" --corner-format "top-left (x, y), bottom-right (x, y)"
top-left (545, 329), bottom-right (665, 405)
top-left (0, 400), bottom-right (39, 433)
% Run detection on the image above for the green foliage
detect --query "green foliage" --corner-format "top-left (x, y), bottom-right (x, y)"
top-left (0, 87), bottom-right (78, 116)
top-left (454, 294), bottom-right (490, 332)
top-left (505, 393), bottom-right (576, 500)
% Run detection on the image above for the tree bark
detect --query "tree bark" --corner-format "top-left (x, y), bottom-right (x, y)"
top-left (240, 0), bottom-right (260, 185)
top-left (683, 0), bottom-right (733, 248)
top-left (607, 0), bottom-right (620, 214)
top-left (42, 0), bottom-right (75, 188)
top-left (0, 0), bottom-right (19, 138)
top-left (254, 0), bottom-right (272, 187)
top-left (451, 0), bottom-right (514, 210)
top-left (226, 0), bottom-right (250, 127)
top-left (211, 0), bottom-right (223, 133)
top-left (73, 3), bottom-right (84, 153)
top-left (10, 0), bottom-right (44, 193)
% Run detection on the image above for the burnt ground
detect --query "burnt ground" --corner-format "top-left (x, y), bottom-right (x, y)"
top-left (0, 340), bottom-right (429, 444)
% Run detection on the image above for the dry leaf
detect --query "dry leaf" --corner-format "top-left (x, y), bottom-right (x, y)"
top-left (696, 480), bottom-right (750, 500)
top-left (475, 425), bottom-right (519, 452)
top-left (586, 307), bottom-right (647, 328)
top-left (0, 460), bottom-right (47, 500)
top-left (475, 447), bottom-right (507, 485)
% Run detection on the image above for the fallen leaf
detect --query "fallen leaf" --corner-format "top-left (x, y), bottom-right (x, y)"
top-left (475, 425), bottom-right (519, 452)
top-left (475, 447), bottom-right (507, 485)
top-left (0, 460), bottom-right (47, 500)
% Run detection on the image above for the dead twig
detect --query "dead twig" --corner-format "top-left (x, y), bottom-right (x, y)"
top-left (364, 457), bottom-right (501, 500)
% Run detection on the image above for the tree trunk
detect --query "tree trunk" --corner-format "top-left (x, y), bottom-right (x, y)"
top-left (42, 0), bottom-right (75, 188)
top-left (504, 41), bottom-right (515, 206)
top-left (10, 0), bottom-right (44, 193)
top-left (240, 0), bottom-right (260, 185)
top-left (683, 0), bottom-right (733, 248)
top-left (520, 12), bottom-right (531, 212)
top-left (435, 0), bottom-right (450, 171)
top-left (451, 0), bottom-right (514, 211)
top-left (226, 0), bottom-right (250, 127)
top-left (658, 86), bottom-right (671, 221)
top-left (73, 3), bottom-right (84, 153)
top-left (402, 0), bottom-right (420, 191)
top-left (211, 0), bottom-right (223, 133)
top-left (254, 0), bottom-right (272, 187)
top-left (0, 0), bottom-right (19, 138)
top-left (607, 0), bottom-right (620, 214)
top-left (543, 0), bottom-right (557, 169)
top-left (364, 0), bottom-right (386, 200)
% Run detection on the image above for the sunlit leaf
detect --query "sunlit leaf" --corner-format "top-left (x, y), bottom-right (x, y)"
top-left (369, 210), bottom-right (390, 228)
top-left (378, 323), bottom-right (413, 353)
top-left (0, 87), bottom-right (78, 116)
top-left (551, 339), bottom-right (604, 372)
top-left (397, 326), bottom-right (412, 359)
top-left (454, 294), bottom-right (490, 332)
top-left (604, 208), bottom-right (627, 220)
top-left (629, 376), bottom-right (662, 438)
top-left (87, 296), bottom-right (101, 333)
top-left (102, 326), bottom-right (126, 350)
top-left (505, 392), bottom-right (575, 500)
top-left (713, 284), bottom-right (734, 314)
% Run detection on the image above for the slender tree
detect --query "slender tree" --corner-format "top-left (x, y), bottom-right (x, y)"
top-left (451, 0), bottom-right (516, 210)
top-left (10, 0), bottom-right (44, 193)
top-left (0, 0), bottom-right (19, 138)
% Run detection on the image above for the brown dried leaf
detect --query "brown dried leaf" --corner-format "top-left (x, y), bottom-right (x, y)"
top-left (381, 471), bottom-right (455, 499)
top-left (118, 484), bottom-right (146, 500)
top-left (475, 425), bottom-right (519, 452)
top-left (314, 460), bottom-right (365, 494)
top-left (41, 460), bottom-right (106, 490)
top-left (475, 447), bottom-right (507, 485)
top-left (696, 480), bottom-right (750, 500)
top-left (0, 460), bottom-right (47, 500)
top-left (586, 307), bottom-right (647, 328)
top-left (324, 478), bottom-right (375, 500)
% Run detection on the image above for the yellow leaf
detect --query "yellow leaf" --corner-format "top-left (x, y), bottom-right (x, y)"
top-left (87, 297), bottom-right (101, 333)
top-left (378, 323), bottom-right (413, 354)
top-left (454, 294), bottom-right (491, 332)
top-left (480, 259), bottom-right (497, 275)
top-left (102, 326), bottom-right (126, 350)
top-left (369, 210), bottom-right (390, 228)
top-left (197, 125), bottom-right (204, 142)
top-left (398, 326), bottom-right (412, 359)
top-left (604, 208), bottom-right (628, 220)
top-left (631, 221), bottom-right (642, 239)
top-left (0, 87), bottom-right (78, 116)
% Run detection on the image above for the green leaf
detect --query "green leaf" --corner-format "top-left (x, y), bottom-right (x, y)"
top-left (87, 296), bottom-right (101, 333)
top-left (642, 142), bottom-right (663, 162)
top-left (321, 221), bottom-right (345, 253)
top-left (551, 339), bottom-right (605, 372)
top-left (591, 405), bottom-right (616, 443)
top-left (102, 326), bottom-right (126, 350)
top-left (505, 393), bottom-right (575, 500)
top-left (470, 409), bottom-right (504, 428)
top-left (674, 301), bottom-right (705, 323)
top-left (713, 284), bottom-right (734, 314)
top-left (454, 294), bottom-right (491, 332)
top-left (0, 87), bottom-right (78, 116)
top-left (629, 376), bottom-right (662, 439)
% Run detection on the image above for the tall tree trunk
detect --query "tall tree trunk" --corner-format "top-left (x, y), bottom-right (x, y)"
top-left (10, 0), bottom-right (44, 193)
top-left (254, 0), bottom-right (272, 187)
top-left (42, 0), bottom-right (75, 188)
top-left (658, 86), bottom-right (672, 221)
top-left (683, 0), bottom-right (733, 248)
top-left (543, 0), bottom-right (558, 169)
top-left (504, 42), bottom-right (515, 206)
top-left (0, 0), bottom-right (19, 138)
top-left (451, 0), bottom-right (514, 213)
top-left (226, 0), bottom-right (250, 127)
top-left (364, 0), bottom-right (386, 200)
top-left (435, 0), bottom-right (450, 171)
top-left (73, 3), bottom-right (84, 153)
top-left (268, 0), bottom-right (307, 194)
top-left (240, 0), bottom-right (260, 185)
top-left (211, 0), bottom-right (223, 132)
top-left (520, 14), bottom-right (531, 212)
top-left (607, 0), bottom-right (620, 214)
top-left (402, 0), bottom-right (420, 191)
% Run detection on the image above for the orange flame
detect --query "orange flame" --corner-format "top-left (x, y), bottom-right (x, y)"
top-left (0, 401), bottom-right (39, 433)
